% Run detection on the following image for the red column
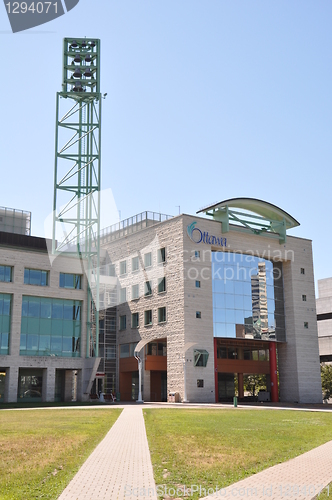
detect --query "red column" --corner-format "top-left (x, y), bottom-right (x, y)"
top-left (269, 342), bottom-right (278, 402)
top-left (238, 373), bottom-right (244, 399)
top-left (214, 338), bottom-right (218, 403)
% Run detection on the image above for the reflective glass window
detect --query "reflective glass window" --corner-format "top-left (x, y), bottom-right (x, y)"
top-left (59, 273), bottom-right (82, 289)
top-left (0, 265), bottom-right (12, 283)
top-left (24, 269), bottom-right (48, 286)
top-left (212, 252), bottom-right (285, 342)
top-left (20, 296), bottom-right (81, 357)
top-left (0, 293), bottom-right (11, 354)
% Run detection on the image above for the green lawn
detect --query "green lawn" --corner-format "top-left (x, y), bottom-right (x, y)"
top-left (0, 408), bottom-right (122, 500)
top-left (144, 409), bottom-right (332, 499)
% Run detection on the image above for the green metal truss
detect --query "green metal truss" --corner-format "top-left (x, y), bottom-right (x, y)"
top-left (52, 38), bottom-right (102, 357)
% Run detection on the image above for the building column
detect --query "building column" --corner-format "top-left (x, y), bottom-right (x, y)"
top-left (238, 373), bottom-right (244, 399)
top-left (64, 370), bottom-right (73, 402)
top-left (76, 370), bottom-right (84, 401)
top-left (5, 366), bottom-right (18, 403)
top-left (269, 342), bottom-right (278, 402)
top-left (42, 367), bottom-right (55, 402)
top-left (214, 338), bottom-right (218, 403)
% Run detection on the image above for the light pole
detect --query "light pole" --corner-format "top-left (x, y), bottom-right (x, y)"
top-left (134, 352), bottom-right (144, 403)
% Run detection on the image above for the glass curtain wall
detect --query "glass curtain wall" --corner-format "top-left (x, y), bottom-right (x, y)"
top-left (0, 294), bottom-right (11, 355)
top-left (212, 252), bottom-right (285, 342)
top-left (20, 296), bottom-right (81, 357)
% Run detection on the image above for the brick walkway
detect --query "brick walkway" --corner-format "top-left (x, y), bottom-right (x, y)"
top-left (200, 438), bottom-right (332, 500)
top-left (57, 404), bottom-right (332, 500)
top-left (58, 405), bottom-right (157, 500)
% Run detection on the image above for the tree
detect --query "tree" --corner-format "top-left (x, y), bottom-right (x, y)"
top-left (321, 364), bottom-right (332, 401)
top-left (243, 374), bottom-right (266, 397)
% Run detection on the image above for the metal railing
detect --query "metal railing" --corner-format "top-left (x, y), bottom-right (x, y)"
top-left (100, 211), bottom-right (173, 242)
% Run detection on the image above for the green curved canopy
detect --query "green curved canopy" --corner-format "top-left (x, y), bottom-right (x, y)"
top-left (197, 198), bottom-right (299, 243)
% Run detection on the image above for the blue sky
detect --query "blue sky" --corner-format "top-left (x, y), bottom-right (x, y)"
top-left (0, 1), bottom-right (331, 288)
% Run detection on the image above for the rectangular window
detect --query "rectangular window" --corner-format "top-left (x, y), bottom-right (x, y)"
top-left (119, 287), bottom-right (127, 304)
top-left (194, 250), bottom-right (200, 259)
top-left (20, 296), bottom-right (81, 357)
top-left (0, 265), bottom-right (12, 283)
top-left (0, 293), bottom-right (11, 355)
top-left (108, 264), bottom-right (116, 277)
top-left (131, 312), bottom-right (139, 329)
top-left (106, 346), bottom-right (116, 359)
top-left (158, 277), bottom-right (166, 293)
top-left (119, 260), bottom-right (127, 275)
top-left (144, 252), bottom-right (152, 268)
top-left (132, 256), bottom-right (139, 272)
top-left (304, 322), bottom-right (308, 329)
top-left (132, 284), bottom-right (140, 300)
top-left (144, 281), bottom-right (152, 297)
top-left (119, 315), bottom-right (126, 331)
top-left (197, 379), bottom-right (204, 388)
top-left (158, 307), bottom-right (166, 323)
top-left (24, 269), bottom-right (49, 286)
top-left (195, 280), bottom-right (201, 288)
top-left (120, 344), bottom-right (130, 358)
top-left (301, 268), bottom-right (305, 275)
top-left (144, 310), bottom-right (152, 326)
top-left (196, 311), bottom-right (201, 319)
top-left (302, 295), bottom-right (307, 302)
top-left (157, 247), bottom-right (166, 263)
top-left (59, 273), bottom-right (82, 289)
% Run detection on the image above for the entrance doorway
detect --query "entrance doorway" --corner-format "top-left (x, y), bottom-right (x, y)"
top-left (150, 371), bottom-right (167, 402)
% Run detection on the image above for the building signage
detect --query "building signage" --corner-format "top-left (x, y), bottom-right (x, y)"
top-left (187, 221), bottom-right (227, 247)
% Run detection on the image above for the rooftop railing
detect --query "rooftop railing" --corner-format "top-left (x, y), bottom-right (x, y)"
top-left (100, 211), bottom-right (173, 242)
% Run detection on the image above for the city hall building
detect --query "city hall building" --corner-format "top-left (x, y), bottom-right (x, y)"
top-left (0, 199), bottom-right (323, 404)
top-left (100, 198), bottom-right (322, 404)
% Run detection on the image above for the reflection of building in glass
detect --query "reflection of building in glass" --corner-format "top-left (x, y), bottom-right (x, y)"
top-left (251, 262), bottom-right (268, 339)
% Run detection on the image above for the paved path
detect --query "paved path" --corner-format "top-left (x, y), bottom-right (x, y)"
top-left (58, 406), bottom-right (157, 500)
top-left (201, 439), bottom-right (332, 500)
top-left (57, 403), bottom-right (332, 500)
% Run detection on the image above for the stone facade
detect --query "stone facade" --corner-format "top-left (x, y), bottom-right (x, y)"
top-left (100, 213), bottom-right (322, 404)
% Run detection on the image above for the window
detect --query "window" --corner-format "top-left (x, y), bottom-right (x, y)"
top-left (119, 287), bottom-right (127, 304)
top-left (24, 269), bottom-right (48, 286)
top-left (158, 307), bottom-right (166, 323)
top-left (144, 252), bottom-right (152, 268)
top-left (0, 265), bottom-right (12, 283)
top-left (302, 295), bottom-right (307, 302)
top-left (196, 311), bottom-right (201, 319)
top-left (119, 260), bottom-right (127, 275)
top-left (301, 268), bottom-right (305, 275)
top-left (147, 341), bottom-right (166, 356)
top-left (108, 264), bottom-right (115, 277)
top-left (158, 277), bottom-right (166, 293)
top-left (131, 312), bottom-right (139, 329)
top-left (132, 284), bottom-right (139, 300)
top-left (144, 281), bottom-right (152, 297)
top-left (194, 349), bottom-right (209, 367)
top-left (304, 322), bottom-right (308, 329)
top-left (20, 297), bottom-right (81, 357)
top-left (59, 273), bottom-right (81, 289)
top-left (120, 344), bottom-right (130, 358)
top-left (0, 293), bottom-right (11, 355)
top-left (144, 310), bottom-right (152, 326)
top-left (132, 256), bottom-right (139, 272)
top-left (195, 280), bottom-right (201, 288)
top-left (197, 379), bottom-right (204, 388)
top-left (119, 315), bottom-right (126, 331)
top-left (157, 247), bottom-right (166, 263)
top-left (194, 250), bottom-right (200, 260)
top-left (105, 346), bottom-right (116, 359)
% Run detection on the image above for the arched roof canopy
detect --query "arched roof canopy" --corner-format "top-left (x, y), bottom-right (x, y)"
top-left (197, 198), bottom-right (300, 243)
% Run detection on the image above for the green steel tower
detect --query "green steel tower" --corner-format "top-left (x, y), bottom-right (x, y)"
top-left (53, 38), bottom-right (102, 358)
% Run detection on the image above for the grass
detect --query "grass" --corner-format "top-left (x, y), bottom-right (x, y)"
top-left (0, 408), bottom-right (122, 500)
top-left (144, 409), bottom-right (332, 499)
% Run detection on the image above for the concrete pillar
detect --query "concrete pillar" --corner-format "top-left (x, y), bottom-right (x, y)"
top-left (64, 370), bottom-right (73, 402)
top-left (76, 369), bottom-right (84, 401)
top-left (238, 373), bottom-right (244, 399)
top-left (269, 342), bottom-right (278, 402)
top-left (42, 367), bottom-right (55, 402)
top-left (5, 366), bottom-right (18, 403)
